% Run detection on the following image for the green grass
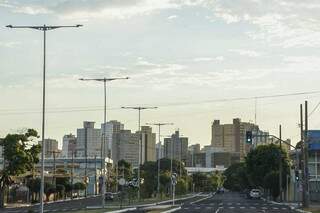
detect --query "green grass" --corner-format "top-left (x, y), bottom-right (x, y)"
top-left (303, 208), bottom-right (320, 213)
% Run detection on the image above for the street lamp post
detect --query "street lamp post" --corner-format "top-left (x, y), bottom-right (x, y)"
top-left (146, 123), bottom-right (173, 198)
top-left (121, 106), bottom-right (157, 200)
top-left (6, 24), bottom-right (82, 213)
top-left (79, 77), bottom-right (129, 208)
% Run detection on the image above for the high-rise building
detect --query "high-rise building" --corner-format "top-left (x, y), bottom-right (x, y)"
top-left (140, 126), bottom-right (156, 162)
top-left (164, 130), bottom-right (188, 164)
top-left (76, 121), bottom-right (101, 158)
top-left (156, 142), bottom-right (164, 160)
top-left (101, 120), bottom-right (124, 160)
top-left (112, 126), bottom-right (157, 168)
top-left (211, 118), bottom-right (261, 160)
top-left (62, 134), bottom-right (77, 157)
top-left (39, 139), bottom-right (59, 158)
top-left (112, 130), bottom-right (140, 167)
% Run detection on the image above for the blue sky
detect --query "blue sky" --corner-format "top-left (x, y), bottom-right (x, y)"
top-left (1, 0), bottom-right (320, 147)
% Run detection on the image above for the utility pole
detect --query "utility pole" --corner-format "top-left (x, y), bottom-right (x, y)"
top-left (84, 126), bottom-right (88, 197)
top-left (95, 155), bottom-right (97, 195)
top-left (121, 106), bottom-right (158, 200)
top-left (80, 77), bottom-right (129, 208)
top-left (6, 24), bottom-right (82, 213)
top-left (71, 151), bottom-right (74, 200)
top-left (279, 125), bottom-right (283, 202)
top-left (301, 104), bottom-right (306, 206)
top-left (146, 123), bottom-right (173, 198)
top-left (304, 101), bottom-right (310, 208)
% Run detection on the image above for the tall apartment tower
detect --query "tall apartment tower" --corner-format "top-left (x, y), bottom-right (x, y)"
top-left (76, 121), bottom-right (101, 158)
top-left (140, 126), bottom-right (156, 163)
top-left (112, 130), bottom-right (140, 167)
top-left (164, 130), bottom-right (188, 164)
top-left (101, 120), bottom-right (124, 160)
top-left (38, 139), bottom-right (59, 158)
top-left (211, 118), bottom-right (259, 160)
top-left (62, 134), bottom-right (77, 157)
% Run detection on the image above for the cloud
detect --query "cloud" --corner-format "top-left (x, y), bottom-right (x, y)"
top-left (168, 15), bottom-right (178, 20)
top-left (0, 41), bottom-right (20, 48)
top-left (193, 56), bottom-right (224, 62)
top-left (1, 0), bottom-right (183, 20)
top-left (208, 0), bottom-right (320, 48)
top-left (229, 49), bottom-right (261, 57)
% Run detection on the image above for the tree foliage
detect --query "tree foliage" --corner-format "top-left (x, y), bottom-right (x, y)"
top-left (0, 129), bottom-right (41, 208)
top-left (223, 162), bottom-right (250, 191)
top-left (245, 143), bottom-right (290, 189)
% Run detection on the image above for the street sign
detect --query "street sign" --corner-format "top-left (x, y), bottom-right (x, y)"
top-left (118, 178), bottom-right (126, 186)
top-left (171, 173), bottom-right (177, 185)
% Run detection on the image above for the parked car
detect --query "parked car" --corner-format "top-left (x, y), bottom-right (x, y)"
top-left (249, 189), bottom-right (262, 199)
top-left (216, 187), bottom-right (225, 194)
top-left (105, 192), bottom-right (114, 201)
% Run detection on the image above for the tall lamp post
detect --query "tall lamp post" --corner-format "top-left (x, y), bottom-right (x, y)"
top-left (79, 77), bottom-right (129, 208)
top-left (121, 106), bottom-right (157, 200)
top-left (146, 123), bottom-right (173, 198)
top-left (6, 24), bottom-right (82, 213)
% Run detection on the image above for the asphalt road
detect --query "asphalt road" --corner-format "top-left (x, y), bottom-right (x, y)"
top-left (176, 192), bottom-right (298, 213)
top-left (2, 196), bottom-right (106, 213)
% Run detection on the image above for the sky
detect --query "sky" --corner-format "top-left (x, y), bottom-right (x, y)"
top-left (1, 0), bottom-right (320, 148)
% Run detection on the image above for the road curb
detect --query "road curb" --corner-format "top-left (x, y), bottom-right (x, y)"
top-left (161, 206), bottom-right (181, 213)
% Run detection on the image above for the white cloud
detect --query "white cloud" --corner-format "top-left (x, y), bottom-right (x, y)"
top-left (0, 41), bottom-right (20, 48)
top-left (208, 0), bottom-right (320, 48)
top-left (229, 49), bottom-right (261, 57)
top-left (168, 15), bottom-right (178, 20)
top-left (193, 56), bottom-right (224, 62)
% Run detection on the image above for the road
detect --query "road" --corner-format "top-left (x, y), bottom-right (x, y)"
top-left (176, 192), bottom-right (297, 213)
top-left (2, 196), bottom-right (105, 213)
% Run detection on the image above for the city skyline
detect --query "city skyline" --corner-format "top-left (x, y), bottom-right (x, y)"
top-left (2, 0), bottom-right (320, 147)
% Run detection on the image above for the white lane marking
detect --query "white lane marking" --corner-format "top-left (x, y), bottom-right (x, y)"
top-left (161, 207), bottom-right (181, 213)
top-left (229, 206), bottom-right (235, 209)
top-left (190, 195), bottom-right (212, 205)
top-left (240, 206), bottom-right (245, 209)
top-left (272, 207), bottom-right (279, 209)
top-left (183, 207), bottom-right (189, 210)
top-left (215, 207), bottom-right (222, 213)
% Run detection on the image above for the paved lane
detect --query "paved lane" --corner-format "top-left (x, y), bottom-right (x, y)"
top-left (177, 192), bottom-right (297, 213)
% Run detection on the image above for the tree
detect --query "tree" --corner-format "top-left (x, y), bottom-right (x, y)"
top-left (55, 169), bottom-right (70, 199)
top-left (245, 143), bottom-right (290, 191)
top-left (44, 182), bottom-right (56, 201)
top-left (140, 161), bottom-right (157, 198)
top-left (26, 178), bottom-right (41, 203)
top-left (223, 162), bottom-right (250, 191)
top-left (264, 171), bottom-right (280, 200)
top-left (73, 182), bottom-right (86, 197)
top-left (56, 184), bottom-right (65, 200)
top-left (0, 129), bottom-right (41, 208)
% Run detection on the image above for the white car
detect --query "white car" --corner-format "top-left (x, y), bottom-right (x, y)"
top-left (249, 189), bottom-right (262, 199)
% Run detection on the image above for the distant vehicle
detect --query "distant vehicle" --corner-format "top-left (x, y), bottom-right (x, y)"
top-left (105, 192), bottom-right (114, 201)
top-left (216, 187), bottom-right (225, 194)
top-left (249, 189), bottom-right (262, 199)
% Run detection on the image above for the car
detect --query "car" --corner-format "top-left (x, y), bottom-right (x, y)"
top-left (216, 187), bottom-right (225, 194)
top-left (249, 189), bottom-right (262, 199)
top-left (105, 192), bottom-right (114, 201)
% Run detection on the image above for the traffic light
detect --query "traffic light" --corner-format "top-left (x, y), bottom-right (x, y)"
top-left (246, 131), bottom-right (253, 144)
top-left (295, 170), bottom-right (299, 181)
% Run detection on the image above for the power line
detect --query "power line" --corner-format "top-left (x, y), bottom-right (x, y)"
top-left (1, 90), bottom-right (319, 115)
top-left (308, 101), bottom-right (320, 117)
